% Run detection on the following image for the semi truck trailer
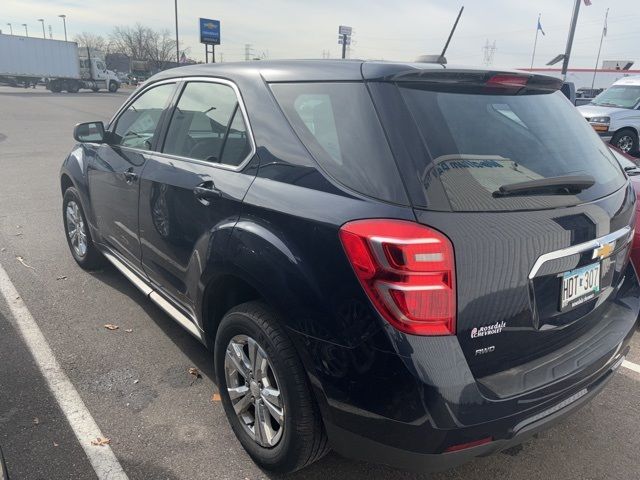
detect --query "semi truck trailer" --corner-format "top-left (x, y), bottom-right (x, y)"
top-left (0, 34), bottom-right (120, 93)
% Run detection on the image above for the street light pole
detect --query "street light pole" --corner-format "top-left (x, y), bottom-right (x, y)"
top-left (174, 0), bottom-right (180, 66)
top-left (58, 15), bottom-right (67, 41)
top-left (38, 19), bottom-right (45, 38)
top-left (6, 23), bottom-right (12, 35)
top-left (22, 24), bottom-right (28, 37)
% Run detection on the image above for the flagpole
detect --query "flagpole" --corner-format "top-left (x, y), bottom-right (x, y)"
top-left (530, 13), bottom-right (541, 69)
top-left (591, 8), bottom-right (609, 90)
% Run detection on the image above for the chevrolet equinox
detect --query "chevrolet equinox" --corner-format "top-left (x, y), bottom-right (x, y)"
top-left (60, 60), bottom-right (639, 473)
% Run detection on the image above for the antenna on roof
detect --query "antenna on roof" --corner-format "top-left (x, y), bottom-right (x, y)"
top-left (416, 6), bottom-right (464, 64)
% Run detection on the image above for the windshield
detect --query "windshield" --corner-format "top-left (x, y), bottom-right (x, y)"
top-left (591, 85), bottom-right (640, 109)
top-left (399, 87), bottom-right (626, 212)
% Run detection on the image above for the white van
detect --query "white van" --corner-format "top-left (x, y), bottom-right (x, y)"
top-left (578, 76), bottom-right (640, 154)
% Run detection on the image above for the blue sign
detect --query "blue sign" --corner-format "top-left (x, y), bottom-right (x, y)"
top-left (200, 18), bottom-right (220, 45)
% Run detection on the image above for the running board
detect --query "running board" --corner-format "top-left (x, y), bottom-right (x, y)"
top-left (101, 250), bottom-right (205, 343)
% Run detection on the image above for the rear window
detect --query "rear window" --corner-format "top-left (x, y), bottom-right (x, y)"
top-left (399, 87), bottom-right (626, 211)
top-left (271, 82), bottom-right (407, 205)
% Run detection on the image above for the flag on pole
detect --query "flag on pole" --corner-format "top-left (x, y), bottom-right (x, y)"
top-left (583, 0), bottom-right (592, 6)
top-left (537, 16), bottom-right (545, 36)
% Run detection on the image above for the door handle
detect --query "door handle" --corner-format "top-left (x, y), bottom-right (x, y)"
top-left (193, 182), bottom-right (222, 204)
top-left (123, 167), bottom-right (138, 184)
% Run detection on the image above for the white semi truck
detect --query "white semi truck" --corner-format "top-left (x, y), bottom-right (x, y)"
top-left (0, 34), bottom-right (120, 93)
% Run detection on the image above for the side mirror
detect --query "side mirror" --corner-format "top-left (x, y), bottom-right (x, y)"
top-left (73, 121), bottom-right (105, 143)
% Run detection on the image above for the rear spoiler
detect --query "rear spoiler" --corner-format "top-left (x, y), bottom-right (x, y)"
top-left (382, 69), bottom-right (563, 94)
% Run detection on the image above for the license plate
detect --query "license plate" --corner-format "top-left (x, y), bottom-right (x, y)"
top-left (560, 262), bottom-right (600, 311)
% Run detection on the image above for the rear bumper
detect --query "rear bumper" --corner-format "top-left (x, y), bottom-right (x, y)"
top-left (325, 353), bottom-right (623, 472)
top-left (289, 265), bottom-right (640, 473)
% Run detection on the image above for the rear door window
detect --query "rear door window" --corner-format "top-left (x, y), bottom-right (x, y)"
top-left (398, 87), bottom-right (626, 211)
top-left (162, 81), bottom-right (252, 167)
top-left (271, 82), bottom-right (407, 205)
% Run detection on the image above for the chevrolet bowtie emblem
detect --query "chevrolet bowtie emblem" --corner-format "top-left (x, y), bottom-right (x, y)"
top-left (592, 242), bottom-right (615, 260)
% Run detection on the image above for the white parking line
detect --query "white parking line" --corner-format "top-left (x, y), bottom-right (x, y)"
top-left (0, 263), bottom-right (129, 480)
top-left (622, 360), bottom-right (640, 374)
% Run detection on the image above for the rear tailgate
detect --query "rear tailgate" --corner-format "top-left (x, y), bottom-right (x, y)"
top-left (368, 69), bottom-right (636, 397)
top-left (414, 191), bottom-right (635, 387)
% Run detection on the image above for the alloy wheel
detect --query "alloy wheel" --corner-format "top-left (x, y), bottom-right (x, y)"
top-left (617, 135), bottom-right (634, 153)
top-left (224, 334), bottom-right (284, 448)
top-left (66, 200), bottom-right (88, 258)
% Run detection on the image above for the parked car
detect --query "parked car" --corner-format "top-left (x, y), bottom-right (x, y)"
top-left (610, 147), bottom-right (640, 273)
top-left (578, 75), bottom-right (640, 154)
top-left (60, 61), bottom-right (639, 474)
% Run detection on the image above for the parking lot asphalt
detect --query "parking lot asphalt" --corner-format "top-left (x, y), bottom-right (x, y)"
top-left (0, 85), bottom-right (639, 480)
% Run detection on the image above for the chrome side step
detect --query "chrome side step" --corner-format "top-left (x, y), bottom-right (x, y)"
top-left (101, 250), bottom-right (205, 343)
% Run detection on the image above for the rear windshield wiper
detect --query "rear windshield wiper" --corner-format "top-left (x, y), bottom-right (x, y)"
top-left (493, 175), bottom-right (596, 197)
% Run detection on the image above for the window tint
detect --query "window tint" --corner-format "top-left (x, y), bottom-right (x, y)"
top-left (163, 82), bottom-right (251, 166)
top-left (399, 87), bottom-right (626, 212)
top-left (271, 83), bottom-right (407, 204)
top-left (113, 83), bottom-right (175, 150)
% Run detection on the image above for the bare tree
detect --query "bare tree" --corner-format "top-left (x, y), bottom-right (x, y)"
top-left (108, 24), bottom-right (152, 61)
top-left (73, 32), bottom-right (107, 53)
top-left (145, 29), bottom-right (177, 70)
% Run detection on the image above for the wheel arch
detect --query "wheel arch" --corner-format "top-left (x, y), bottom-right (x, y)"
top-left (201, 272), bottom-right (264, 347)
top-left (612, 125), bottom-right (640, 139)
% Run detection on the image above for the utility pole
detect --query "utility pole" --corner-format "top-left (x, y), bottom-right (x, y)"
top-left (58, 15), bottom-right (67, 41)
top-left (244, 44), bottom-right (253, 61)
top-left (37, 19), bottom-right (45, 38)
top-left (174, 0), bottom-right (180, 66)
top-left (48, 25), bottom-right (53, 39)
top-left (6, 23), bottom-right (12, 35)
top-left (591, 8), bottom-right (609, 90)
top-left (22, 24), bottom-right (28, 37)
top-left (561, 0), bottom-right (582, 79)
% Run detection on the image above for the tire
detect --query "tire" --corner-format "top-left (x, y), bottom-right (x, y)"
top-left (62, 187), bottom-right (104, 270)
top-left (214, 301), bottom-right (329, 474)
top-left (611, 129), bottom-right (639, 155)
top-left (108, 81), bottom-right (118, 93)
top-left (49, 81), bottom-right (61, 93)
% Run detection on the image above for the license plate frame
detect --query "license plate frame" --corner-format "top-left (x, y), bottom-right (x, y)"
top-left (560, 262), bottom-right (601, 311)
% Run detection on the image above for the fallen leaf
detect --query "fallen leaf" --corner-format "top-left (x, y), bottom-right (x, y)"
top-left (133, 379), bottom-right (139, 384)
top-left (211, 393), bottom-right (221, 402)
top-left (104, 324), bottom-right (119, 331)
top-left (16, 256), bottom-right (35, 270)
top-left (33, 417), bottom-right (40, 425)
top-left (188, 367), bottom-right (202, 378)
top-left (91, 437), bottom-right (111, 446)
top-left (13, 233), bottom-right (23, 237)
top-left (124, 329), bottom-right (133, 333)
top-left (53, 442), bottom-right (59, 447)
top-left (1, 248), bottom-right (6, 252)
top-left (56, 275), bottom-right (67, 281)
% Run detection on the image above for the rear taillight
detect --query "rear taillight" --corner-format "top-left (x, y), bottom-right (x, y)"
top-left (339, 219), bottom-right (456, 336)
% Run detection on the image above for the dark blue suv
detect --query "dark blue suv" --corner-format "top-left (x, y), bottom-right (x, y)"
top-left (60, 60), bottom-right (639, 474)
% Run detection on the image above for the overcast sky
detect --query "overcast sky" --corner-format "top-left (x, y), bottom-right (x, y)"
top-left (2, 0), bottom-right (638, 68)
